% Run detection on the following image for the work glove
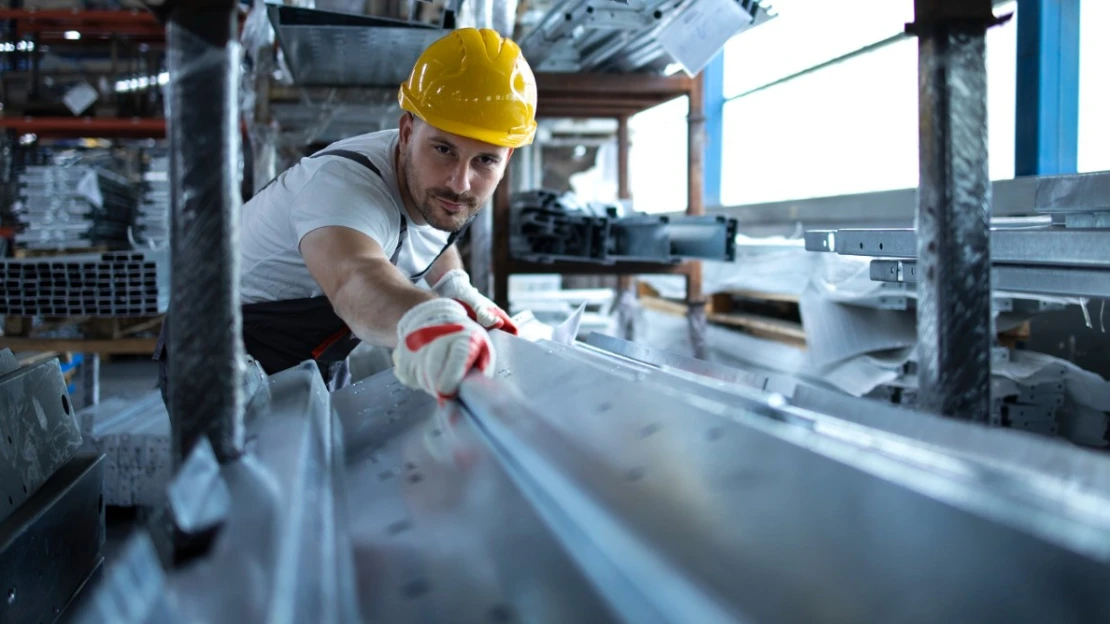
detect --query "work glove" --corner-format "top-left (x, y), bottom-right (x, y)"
top-left (432, 269), bottom-right (519, 335)
top-left (392, 298), bottom-right (496, 401)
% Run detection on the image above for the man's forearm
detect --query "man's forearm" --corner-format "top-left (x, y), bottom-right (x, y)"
top-left (332, 258), bottom-right (437, 348)
top-left (424, 245), bottom-right (465, 287)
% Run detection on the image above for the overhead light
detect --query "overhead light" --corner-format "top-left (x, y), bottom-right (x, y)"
top-left (157, 72), bottom-right (169, 85)
top-left (64, 31), bottom-right (81, 41)
top-left (19, 133), bottom-right (37, 146)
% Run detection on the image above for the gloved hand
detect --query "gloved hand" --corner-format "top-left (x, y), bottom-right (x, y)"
top-left (392, 298), bottom-right (495, 400)
top-left (432, 269), bottom-right (518, 335)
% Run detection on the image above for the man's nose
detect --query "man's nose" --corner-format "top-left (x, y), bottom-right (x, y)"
top-left (445, 161), bottom-right (471, 195)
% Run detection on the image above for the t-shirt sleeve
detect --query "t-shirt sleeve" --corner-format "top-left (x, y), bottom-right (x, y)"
top-left (288, 159), bottom-right (397, 252)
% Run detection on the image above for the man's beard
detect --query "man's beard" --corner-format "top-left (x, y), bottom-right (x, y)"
top-left (402, 149), bottom-right (480, 233)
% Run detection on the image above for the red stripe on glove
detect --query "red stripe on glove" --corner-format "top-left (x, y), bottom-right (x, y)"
top-left (404, 323), bottom-right (465, 351)
top-left (492, 308), bottom-right (519, 335)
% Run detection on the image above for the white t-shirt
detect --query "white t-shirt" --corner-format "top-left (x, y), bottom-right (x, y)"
top-left (239, 129), bottom-right (451, 304)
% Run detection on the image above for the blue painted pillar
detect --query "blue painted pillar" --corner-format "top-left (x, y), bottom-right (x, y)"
top-left (1015, 0), bottom-right (1081, 176)
top-left (703, 51), bottom-right (726, 206)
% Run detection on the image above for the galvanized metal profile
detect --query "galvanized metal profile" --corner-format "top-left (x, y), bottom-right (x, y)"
top-left (0, 455), bottom-right (105, 624)
top-left (806, 227), bottom-right (1110, 268)
top-left (451, 334), bottom-right (1110, 621)
top-left (870, 259), bottom-right (1110, 299)
top-left (706, 170), bottom-right (1110, 237)
top-left (0, 358), bottom-right (83, 525)
top-left (164, 361), bottom-right (361, 624)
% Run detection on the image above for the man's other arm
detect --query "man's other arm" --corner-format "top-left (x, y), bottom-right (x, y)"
top-left (424, 244), bottom-right (465, 288)
top-left (300, 225), bottom-right (435, 349)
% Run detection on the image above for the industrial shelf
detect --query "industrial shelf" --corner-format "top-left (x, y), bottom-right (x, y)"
top-left (0, 9), bottom-right (163, 41)
top-left (0, 117), bottom-right (165, 138)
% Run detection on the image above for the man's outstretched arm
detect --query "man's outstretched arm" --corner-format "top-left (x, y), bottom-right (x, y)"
top-left (300, 225), bottom-right (495, 398)
top-left (300, 225), bottom-right (436, 349)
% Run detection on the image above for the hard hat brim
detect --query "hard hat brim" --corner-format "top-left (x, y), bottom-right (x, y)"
top-left (400, 89), bottom-right (536, 149)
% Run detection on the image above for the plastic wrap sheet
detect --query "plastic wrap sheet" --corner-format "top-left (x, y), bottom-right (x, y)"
top-left (164, 6), bottom-right (246, 464)
top-left (240, 0), bottom-right (282, 192)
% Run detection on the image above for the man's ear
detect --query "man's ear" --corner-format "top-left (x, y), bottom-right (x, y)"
top-left (398, 112), bottom-right (414, 145)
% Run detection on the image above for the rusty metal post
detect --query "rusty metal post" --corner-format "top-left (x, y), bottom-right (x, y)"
top-left (907, 1), bottom-right (1011, 421)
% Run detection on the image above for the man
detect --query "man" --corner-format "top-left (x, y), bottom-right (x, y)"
top-left (157, 27), bottom-right (536, 401)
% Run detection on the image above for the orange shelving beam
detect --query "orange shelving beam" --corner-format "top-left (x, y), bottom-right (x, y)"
top-left (0, 117), bottom-right (166, 139)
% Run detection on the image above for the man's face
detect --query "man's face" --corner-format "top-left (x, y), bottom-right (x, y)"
top-left (397, 114), bottom-right (512, 233)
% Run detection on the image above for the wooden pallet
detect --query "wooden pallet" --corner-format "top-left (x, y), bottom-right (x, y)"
top-left (10, 245), bottom-right (112, 259)
top-left (2, 314), bottom-right (164, 339)
top-left (638, 295), bottom-right (808, 349)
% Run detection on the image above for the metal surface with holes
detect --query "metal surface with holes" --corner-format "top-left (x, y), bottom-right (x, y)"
top-left (871, 259), bottom-right (1110, 299)
top-left (445, 334), bottom-right (1110, 622)
top-left (807, 227), bottom-right (1110, 268)
top-left (0, 455), bottom-right (105, 624)
top-left (0, 359), bottom-right (83, 525)
top-left (334, 368), bottom-right (619, 623)
top-left (167, 361), bottom-right (360, 624)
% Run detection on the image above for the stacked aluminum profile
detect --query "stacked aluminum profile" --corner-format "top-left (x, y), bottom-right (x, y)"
top-left (135, 155), bottom-right (170, 248)
top-left (78, 391), bottom-right (171, 508)
top-left (13, 164), bottom-right (139, 250)
top-left (0, 249), bottom-right (170, 317)
top-left (518, 0), bottom-right (775, 74)
top-left (511, 189), bottom-right (738, 264)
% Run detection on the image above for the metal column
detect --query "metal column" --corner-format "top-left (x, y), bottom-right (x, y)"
top-left (907, 1), bottom-right (1011, 421)
top-left (1015, 0), bottom-right (1081, 176)
top-left (686, 75), bottom-right (708, 360)
top-left (164, 0), bottom-right (245, 465)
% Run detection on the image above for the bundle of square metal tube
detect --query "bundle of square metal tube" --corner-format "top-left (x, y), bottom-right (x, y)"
top-left (77, 391), bottom-right (171, 508)
top-left (0, 249), bottom-right (170, 317)
top-left (511, 188), bottom-right (738, 264)
top-left (13, 164), bottom-right (139, 250)
top-left (135, 155), bottom-right (170, 248)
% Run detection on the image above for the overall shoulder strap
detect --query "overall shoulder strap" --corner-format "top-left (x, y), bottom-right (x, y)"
top-left (311, 149), bottom-right (406, 266)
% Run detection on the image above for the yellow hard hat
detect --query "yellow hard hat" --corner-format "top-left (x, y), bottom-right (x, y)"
top-left (399, 28), bottom-right (538, 148)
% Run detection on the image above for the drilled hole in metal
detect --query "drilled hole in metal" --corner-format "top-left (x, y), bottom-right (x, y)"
top-left (61, 395), bottom-right (70, 414)
top-left (408, 473), bottom-right (424, 484)
top-left (387, 519), bottom-right (413, 535)
top-left (638, 423), bottom-right (661, 438)
top-left (401, 579), bottom-right (430, 600)
top-left (626, 467), bottom-right (646, 482)
top-left (707, 427), bottom-right (724, 441)
top-left (378, 470), bottom-right (396, 481)
top-left (489, 604), bottom-right (514, 622)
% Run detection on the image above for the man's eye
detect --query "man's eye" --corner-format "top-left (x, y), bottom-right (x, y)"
top-left (480, 157), bottom-right (497, 166)
top-left (434, 145), bottom-right (451, 155)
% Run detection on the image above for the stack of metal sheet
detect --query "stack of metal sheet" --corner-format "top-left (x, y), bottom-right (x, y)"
top-left (518, 0), bottom-right (774, 74)
top-left (0, 249), bottom-right (170, 317)
top-left (13, 164), bottom-right (139, 250)
top-left (135, 155), bottom-right (170, 248)
top-left (77, 391), bottom-right (171, 508)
